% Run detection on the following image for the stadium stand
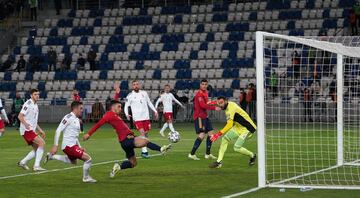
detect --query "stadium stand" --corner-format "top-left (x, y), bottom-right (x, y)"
top-left (0, 0), bottom-right (356, 105)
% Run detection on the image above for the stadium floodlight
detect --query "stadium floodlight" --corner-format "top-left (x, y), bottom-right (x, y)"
top-left (256, 31), bottom-right (360, 190)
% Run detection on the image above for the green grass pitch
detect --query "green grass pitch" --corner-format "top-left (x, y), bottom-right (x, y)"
top-left (0, 122), bottom-right (358, 198)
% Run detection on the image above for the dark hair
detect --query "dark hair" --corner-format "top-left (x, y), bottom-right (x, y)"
top-left (201, 79), bottom-right (208, 83)
top-left (30, 88), bottom-right (39, 94)
top-left (164, 84), bottom-right (170, 87)
top-left (110, 100), bottom-right (121, 106)
top-left (71, 101), bottom-right (83, 110)
top-left (217, 96), bottom-right (227, 100)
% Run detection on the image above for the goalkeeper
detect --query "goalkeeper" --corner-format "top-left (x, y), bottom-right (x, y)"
top-left (209, 96), bottom-right (256, 168)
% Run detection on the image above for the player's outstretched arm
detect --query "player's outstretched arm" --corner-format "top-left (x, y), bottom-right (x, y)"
top-left (154, 97), bottom-right (161, 109)
top-left (36, 125), bottom-right (46, 138)
top-left (211, 119), bottom-right (234, 142)
top-left (124, 99), bottom-right (130, 120)
top-left (171, 93), bottom-right (184, 108)
top-left (83, 116), bottom-right (107, 141)
top-left (198, 96), bottom-right (220, 111)
top-left (145, 92), bottom-right (158, 119)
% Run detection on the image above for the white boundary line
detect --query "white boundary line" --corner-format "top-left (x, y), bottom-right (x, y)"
top-left (222, 187), bottom-right (263, 198)
top-left (0, 153), bottom-right (163, 180)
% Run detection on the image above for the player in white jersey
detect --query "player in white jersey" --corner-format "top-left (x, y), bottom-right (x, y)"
top-left (155, 84), bottom-right (184, 137)
top-left (124, 80), bottom-right (158, 158)
top-left (0, 98), bottom-right (10, 137)
top-left (44, 101), bottom-right (96, 183)
top-left (17, 89), bottom-right (46, 171)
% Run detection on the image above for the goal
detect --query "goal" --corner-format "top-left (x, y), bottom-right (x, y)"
top-left (256, 31), bottom-right (360, 190)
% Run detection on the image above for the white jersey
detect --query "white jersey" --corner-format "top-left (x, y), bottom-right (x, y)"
top-left (124, 90), bottom-right (157, 121)
top-left (155, 93), bottom-right (183, 113)
top-left (19, 99), bottom-right (39, 135)
top-left (0, 99), bottom-right (9, 121)
top-left (54, 112), bottom-right (81, 150)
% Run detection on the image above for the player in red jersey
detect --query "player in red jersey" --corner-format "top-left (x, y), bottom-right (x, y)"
top-left (188, 79), bottom-right (221, 160)
top-left (72, 89), bottom-right (81, 102)
top-left (83, 100), bottom-right (171, 178)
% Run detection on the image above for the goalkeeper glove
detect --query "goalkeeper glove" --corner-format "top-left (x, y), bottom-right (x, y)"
top-left (210, 131), bottom-right (222, 142)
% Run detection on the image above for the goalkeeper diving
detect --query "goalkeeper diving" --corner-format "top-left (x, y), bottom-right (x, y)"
top-left (208, 96), bottom-right (257, 168)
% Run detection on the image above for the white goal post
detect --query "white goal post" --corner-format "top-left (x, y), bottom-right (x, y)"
top-left (256, 31), bottom-right (360, 190)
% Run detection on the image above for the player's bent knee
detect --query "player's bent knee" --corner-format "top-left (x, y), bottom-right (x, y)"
top-left (234, 145), bottom-right (242, 152)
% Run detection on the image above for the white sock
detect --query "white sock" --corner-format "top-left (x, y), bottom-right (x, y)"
top-left (52, 155), bottom-right (72, 164)
top-left (0, 132), bottom-right (3, 137)
top-left (83, 158), bottom-right (92, 178)
top-left (160, 123), bottom-right (168, 134)
top-left (20, 150), bottom-right (36, 164)
top-left (142, 147), bottom-right (148, 153)
top-left (34, 147), bottom-right (44, 167)
top-left (168, 123), bottom-right (175, 132)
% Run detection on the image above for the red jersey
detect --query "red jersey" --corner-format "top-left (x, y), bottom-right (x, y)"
top-left (114, 92), bottom-right (120, 100)
top-left (193, 90), bottom-right (216, 119)
top-left (87, 111), bottom-right (134, 142)
top-left (73, 94), bottom-right (81, 102)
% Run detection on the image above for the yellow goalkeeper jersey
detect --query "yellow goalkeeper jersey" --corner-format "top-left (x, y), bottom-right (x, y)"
top-left (220, 101), bottom-right (257, 135)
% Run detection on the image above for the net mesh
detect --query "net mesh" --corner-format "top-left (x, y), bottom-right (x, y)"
top-left (261, 33), bottom-right (360, 187)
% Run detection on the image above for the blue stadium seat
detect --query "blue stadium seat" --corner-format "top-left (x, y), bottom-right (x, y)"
top-left (120, 81), bottom-right (129, 90)
top-left (206, 32), bottom-right (215, 42)
top-left (99, 70), bottom-right (108, 80)
top-left (200, 42), bottom-right (208, 50)
top-left (152, 24), bottom-right (167, 34)
top-left (94, 18), bottom-right (102, 27)
top-left (80, 36), bottom-right (88, 45)
top-left (213, 3), bottom-right (229, 12)
top-left (153, 69), bottom-right (162, 79)
top-left (231, 79), bottom-right (240, 89)
top-left (25, 72), bottom-right (33, 81)
top-left (213, 13), bottom-right (228, 22)
top-left (249, 11), bottom-right (257, 21)
top-left (68, 10), bottom-right (75, 17)
top-left (115, 26), bottom-right (123, 35)
top-left (38, 81), bottom-right (46, 91)
top-left (190, 51), bottom-right (198, 59)
top-left (135, 61), bottom-right (144, 70)
top-left (174, 15), bottom-right (183, 24)
top-left (4, 72), bottom-right (11, 81)
top-left (196, 24), bottom-right (204, 33)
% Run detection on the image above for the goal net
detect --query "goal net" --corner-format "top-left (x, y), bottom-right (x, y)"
top-left (256, 31), bottom-right (360, 189)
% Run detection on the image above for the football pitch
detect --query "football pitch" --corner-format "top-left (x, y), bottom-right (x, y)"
top-left (0, 122), bottom-right (358, 198)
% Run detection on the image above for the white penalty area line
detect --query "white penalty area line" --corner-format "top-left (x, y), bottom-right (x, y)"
top-left (222, 187), bottom-right (263, 198)
top-left (0, 153), bottom-right (163, 181)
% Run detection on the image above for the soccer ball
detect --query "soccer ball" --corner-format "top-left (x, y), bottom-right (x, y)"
top-left (168, 131), bottom-right (180, 143)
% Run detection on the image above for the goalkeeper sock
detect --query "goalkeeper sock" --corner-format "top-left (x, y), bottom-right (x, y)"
top-left (190, 138), bottom-right (202, 155)
top-left (147, 142), bottom-right (161, 152)
top-left (217, 137), bottom-right (230, 163)
top-left (206, 136), bottom-right (212, 155)
top-left (234, 147), bottom-right (254, 158)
